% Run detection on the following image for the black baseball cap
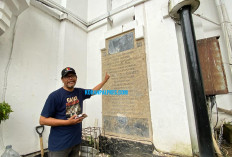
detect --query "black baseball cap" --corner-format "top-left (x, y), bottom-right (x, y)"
top-left (61, 67), bottom-right (76, 78)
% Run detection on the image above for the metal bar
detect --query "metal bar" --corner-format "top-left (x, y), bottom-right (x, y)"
top-left (193, 13), bottom-right (220, 26)
top-left (35, 0), bottom-right (88, 25)
top-left (179, 5), bottom-right (215, 157)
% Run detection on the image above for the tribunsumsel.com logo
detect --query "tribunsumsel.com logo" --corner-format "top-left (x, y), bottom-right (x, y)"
top-left (85, 90), bottom-right (128, 95)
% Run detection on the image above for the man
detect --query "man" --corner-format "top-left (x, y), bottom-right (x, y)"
top-left (40, 67), bottom-right (110, 157)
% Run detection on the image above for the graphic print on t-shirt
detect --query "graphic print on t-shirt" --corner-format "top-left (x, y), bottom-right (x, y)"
top-left (66, 96), bottom-right (81, 118)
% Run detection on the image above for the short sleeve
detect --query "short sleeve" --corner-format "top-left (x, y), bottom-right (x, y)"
top-left (41, 93), bottom-right (57, 118)
top-left (81, 88), bottom-right (92, 100)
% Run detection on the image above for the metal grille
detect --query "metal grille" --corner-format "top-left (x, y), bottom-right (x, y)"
top-left (81, 127), bottom-right (154, 157)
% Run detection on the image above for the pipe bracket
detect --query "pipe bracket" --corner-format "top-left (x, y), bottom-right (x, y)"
top-left (168, 0), bottom-right (200, 22)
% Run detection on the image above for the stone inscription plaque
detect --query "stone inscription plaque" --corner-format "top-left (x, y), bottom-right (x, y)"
top-left (102, 30), bottom-right (152, 141)
top-left (108, 31), bottom-right (134, 54)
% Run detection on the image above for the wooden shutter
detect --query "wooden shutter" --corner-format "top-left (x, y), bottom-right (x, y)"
top-left (197, 37), bottom-right (228, 96)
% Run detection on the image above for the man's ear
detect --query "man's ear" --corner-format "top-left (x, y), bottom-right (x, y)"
top-left (61, 77), bottom-right (64, 83)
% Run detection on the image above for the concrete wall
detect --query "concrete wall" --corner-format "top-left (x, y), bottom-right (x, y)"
top-left (176, 0), bottom-right (232, 154)
top-left (0, 0), bottom-right (88, 155)
top-left (66, 0), bottom-right (88, 21)
top-left (86, 0), bottom-right (192, 156)
top-left (224, 0), bottom-right (232, 96)
top-left (191, 0), bottom-right (232, 127)
top-left (224, 0), bottom-right (232, 23)
top-left (0, 6), bottom-right (60, 154)
top-left (143, 1), bottom-right (192, 155)
top-left (87, 0), bottom-right (106, 21)
top-left (86, 0), bottom-right (232, 156)
top-left (84, 25), bottom-right (107, 128)
top-left (0, 14), bottom-right (18, 156)
top-left (0, 17), bottom-right (16, 104)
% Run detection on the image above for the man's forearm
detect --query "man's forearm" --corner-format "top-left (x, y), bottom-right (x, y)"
top-left (92, 72), bottom-right (110, 93)
top-left (92, 80), bottom-right (107, 91)
top-left (40, 116), bottom-right (69, 126)
top-left (40, 115), bottom-right (84, 126)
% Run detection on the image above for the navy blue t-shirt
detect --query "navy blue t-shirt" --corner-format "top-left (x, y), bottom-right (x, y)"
top-left (41, 87), bottom-right (91, 151)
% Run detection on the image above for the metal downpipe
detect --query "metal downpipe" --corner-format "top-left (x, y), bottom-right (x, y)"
top-left (179, 5), bottom-right (215, 157)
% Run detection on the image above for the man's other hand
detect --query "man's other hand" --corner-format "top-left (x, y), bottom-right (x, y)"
top-left (68, 115), bottom-right (84, 125)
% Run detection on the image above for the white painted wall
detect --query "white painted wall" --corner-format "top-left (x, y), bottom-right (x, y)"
top-left (0, 16), bottom-right (17, 103)
top-left (87, 0), bottom-right (106, 21)
top-left (175, 25), bottom-right (199, 155)
top-left (52, 0), bottom-right (62, 5)
top-left (84, 25), bottom-right (107, 128)
top-left (86, 0), bottom-right (232, 156)
top-left (66, 0), bottom-right (88, 21)
top-left (86, 0), bottom-right (192, 156)
top-left (111, 0), bottom-right (134, 29)
top-left (223, 0), bottom-right (232, 92)
top-left (224, 0), bottom-right (232, 22)
top-left (62, 21), bottom-right (88, 89)
top-left (144, 1), bottom-right (192, 155)
top-left (193, 0), bottom-right (232, 127)
top-left (176, 0), bottom-right (232, 153)
top-left (0, 6), bottom-right (60, 155)
top-left (0, 14), bottom-right (18, 156)
top-left (0, 1), bottom-right (88, 155)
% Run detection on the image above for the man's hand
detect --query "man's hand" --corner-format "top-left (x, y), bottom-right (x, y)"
top-left (81, 113), bottom-right (88, 118)
top-left (76, 113), bottom-right (88, 118)
top-left (39, 115), bottom-right (86, 126)
top-left (92, 72), bottom-right (110, 92)
top-left (104, 72), bottom-right (110, 83)
top-left (67, 115), bottom-right (84, 125)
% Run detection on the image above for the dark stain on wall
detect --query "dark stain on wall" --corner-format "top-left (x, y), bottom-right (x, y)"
top-left (103, 116), bottom-right (150, 138)
top-left (99, 136), bottom-right (154, 157)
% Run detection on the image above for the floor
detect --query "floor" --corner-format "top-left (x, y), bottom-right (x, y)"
top-left (221, 141), bottom-right (232, 157)
top-left (21, 142), bottom-right (232, 157)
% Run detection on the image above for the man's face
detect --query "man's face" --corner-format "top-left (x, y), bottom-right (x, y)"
top-left (62, 73), bottom-right (77, 89)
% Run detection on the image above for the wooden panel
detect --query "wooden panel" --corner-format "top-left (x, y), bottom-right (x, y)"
top-left (197, 37), bottom-right (228, 95)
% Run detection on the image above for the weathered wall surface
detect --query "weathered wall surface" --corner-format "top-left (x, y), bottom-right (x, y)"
top-left (86, 0), bottom-right (192, 156)
top-left (0, 0), bottom-right (88, 154)
top-left (0, 6), bottom-right (60, 154)
top-left (176, 0), bottom-right (232, 154)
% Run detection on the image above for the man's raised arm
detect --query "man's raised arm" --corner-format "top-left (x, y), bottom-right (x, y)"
top-left (92, 72), bottom-right (110, 91)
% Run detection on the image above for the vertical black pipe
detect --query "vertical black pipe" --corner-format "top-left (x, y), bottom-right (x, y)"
top-left (179, 5), bottom-right (215, 157)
